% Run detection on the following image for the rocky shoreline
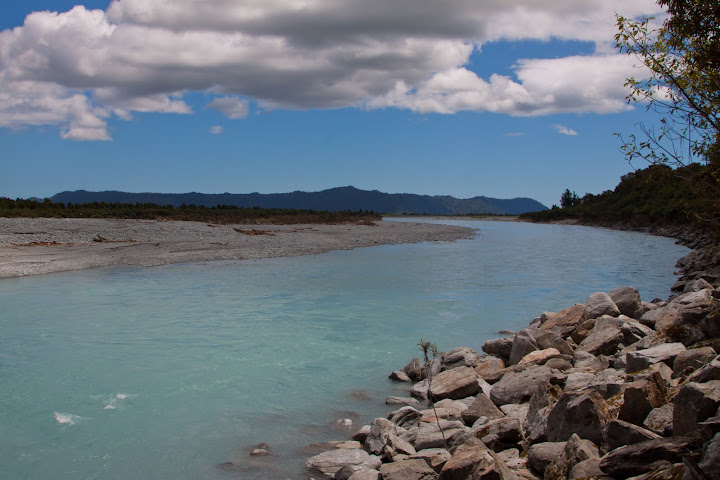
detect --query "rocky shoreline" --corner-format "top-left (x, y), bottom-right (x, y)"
top-left (300, 243), bottom-right (720, 479)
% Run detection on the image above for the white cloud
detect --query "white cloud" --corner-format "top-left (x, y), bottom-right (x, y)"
top-left (0, 0), bottom-right (664, 140)
top-left (553, 124), bottom-right (579, 136)
top-left (209, 125), bottom-right (224, 135)
top-left (207, 97), bottom-right (249, 119)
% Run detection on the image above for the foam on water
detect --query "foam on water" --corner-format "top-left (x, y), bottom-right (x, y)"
top-left (54, 412), bottom-right (80, 426)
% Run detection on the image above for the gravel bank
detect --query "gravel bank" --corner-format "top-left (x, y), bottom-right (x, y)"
top-left (0, 218), bottom-right (474, 278)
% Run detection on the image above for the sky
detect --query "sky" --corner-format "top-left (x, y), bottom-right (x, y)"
top-left (0, 0), bottom-right (667, 208)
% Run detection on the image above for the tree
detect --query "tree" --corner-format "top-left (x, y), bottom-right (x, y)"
top-left (560, 189), bottom-right (580, 208)
top-left (615, 0), bottom-right (720, 228)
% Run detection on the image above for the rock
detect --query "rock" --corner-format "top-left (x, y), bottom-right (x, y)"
top-left (379, 458), bottom-right (437, 480)
top-left (404, 358), bottom-right (425, 381)
top-left (352, 425), bottom-right (372, 443)
top-left (414, 420), bottom-right (467, 450)
top-left (524, 382), bottom-right (563, 444)
top-left (701, 308), bottom-right (720, 338)
top-left (598, 435), bottom-right (703, 478)
top-left (564, 372), bottom-right (595, 392)
top-left (571, 318), bottom-right (596, 344)
top-left (585, 292), bottom-right (621, 319)
top-left (527, 442), bottom-right (566, 476)
top-left (687, 354), bottom-right (720, 383)
top-left (508, 328), bottom-right (574, 366)
top-left (544, 433), bottom-right (599, 480)
top-left (672, 347), bottom-right (717, 378)
top-left (621, 320), bottom-right (655, 344)
top-left (518, 348), bottom-right (562, 366)
top-left (474, 417), bottom-right (524, 452)
top-left (306, 449), bottom-right (382, 478)
top-left (347, 469), bottom-right (380, 480)
top-left (429, 366), bottom-right (480, 401)
top-left (643, 404), bottom-right (674, 437)
top-left (603, 419), bottom-right (661, 450)
top-left (499, 404), bottom-right (529, 423)
top-left (609, 286), bottom-right (642, 318)
top-left (410, 448), bottom-right (452, 472)
top-left (546, 390), bottom-right (609, 445)
top-left (568, 458), bottom-right (608, 480)
top-left (250, 448), bottom-right (270, 456)
top-left (439, 437), bottom-right (517, 480)
top-left (685, 278), bottom-right (714, 293)
top-left (490, 365), bottom-right (562, 406)
top-left (389, 433), bottom-right (416, 456)
top-left (461, 393), bottom-right (504, 426)
top-left (411, 379), bottom-right (429, 400)
top-left (386, 396), bottom-right (420, 407)
top-left (585, 368), bottom-right (626, 398)
top-left (639, 307), bottom-right (665, 328)
top-left (389, 370), bottom-right (412, 382)
top-left (539, 304), bottom-right (588, 338)
top-left (544, 357), bottom-right (573, 371)
top-left (673, 380), bottom-right (720, 435)
top-left (442, 347), bottom-right (481, 370)
top-left (474, 356), bottom-right (506, 379)
top-left (388, 406), bottom-right (422, 429)
top-left (482, 337), bottom-right (514, 361)
top-left (573, 351), bottom-right (609, 373)
top-left (577, 324), bottom-right (624, 356)
top-left (364, 418), bottom-right (396, 455)
top-left (625, 342), bottom-right (687, 373)
top-left (699, 432), bottom-right (720, 480)
top-left (617, 372), bottom-right (668, 426)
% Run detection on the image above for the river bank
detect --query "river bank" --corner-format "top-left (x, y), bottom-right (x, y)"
top-left (299, 235), bottom-right (720, 479)
top-left (0, 217), bottom-right (474, 278)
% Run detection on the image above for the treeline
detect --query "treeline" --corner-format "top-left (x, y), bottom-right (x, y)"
top-left (521, 163), bottom-right (710, 229)
top-left (0, 198), bottom-right (381, 225)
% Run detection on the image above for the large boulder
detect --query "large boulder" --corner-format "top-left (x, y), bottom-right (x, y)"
top-left (489, 365), bottom-right (562, 407)
top-left (414, 420), bottom-right (467, 451)
top-left (428, 366), bottom-right (480, 401)
top-left (517, 348), bottom-right (563, 366)
top-left (539, 304), bottom-right (588, 338)
top-left (438, 437), bottom-right (517, 480)
top-left (527, 442), bottom-right (566, 476)
top-left (482, 337), bottom-right (514, 361)
top-left (379, 459), bottom-right (437, 480)
top-left (524, 382), bottom-right (563, 444)
top-left (306, 449), bottom-right (382, 478)
top-left (688, 354), bottom-right (720, 383)
top-left (442, 347), bottom-right (480, 370)
top-left (699, 432), bottom-right (720, 480)
top-left (603, 419), bottom-right (661, 450)
top-left (546, 390), bottom-right (610, 445)
top-left (673, 347), bottom-right (717, 378)
top-left (598, 435), bottom-right (703, 478)
top-left (585, 292), bottom-right (621, 319)
top-left (544, 433), bottom-right (599, 480)
top-left (673, 380), bottom-right (720, 435)
top-left (364, 418), bottom-right (396, 455)
top-left (577, 324), bottom-right (624, 356)
top-left (508, 328), bottom-right (573, 366)
top-left (388, 406), bottom-right (422, 429)
top-left (608, 286), bottom-right (642, 318)
top-left (474, 417), bottom-right (524, 452)
top-left (474, 356), bottom-right (506, 379)
top-left (409, 448), bottom-right (452, 473)
top-left (461, 393), bottom-right (504, 426)
top-left (404, 358), bottom-right (425, 381)
top-left (625, 342), bottom-right (687, 373)
top-left (617, 372), bottom-right (668, 426)
top-left (643, 403), bottom-right (674, 437)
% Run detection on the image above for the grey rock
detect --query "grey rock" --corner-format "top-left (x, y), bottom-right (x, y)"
top-left (609, 286), bottom-right (642, 318)
top-left (389, 370), bottom-right (412, 382)
top-left (547, 390), bottom-right (610, 445)
top-left (306, 449), bottom-right (382, 478)
top-left (545, 433), bottom-right (599, 480)
top-left (442, 347), bottom-right (481, 370)
top-left (499, 403), bottom-right (529, 423)
top-left (687, 354), bottom-right (720, 383)
top-left (508, 329), bottom-right (539, 367)
top-left (568, 458), bottom-right (608, 480)
top-left (474, 417), bottom-right (524, 452)
top-left (673, 380), bottom-right (720, 436)
top-left (388, 406), bottom-right (422, 429)
top-left (379, 458), bottom-right (437, 480)
top-left (490, 365), bottom-right (562, 406)
top-left (538, 304), bottom-right (588, 338)
top-left (603, 419), bottom-right (661, 450)
top-left (639, 307), bottom-right (665, 328)
top-left (439, 437), bottom-right (517, 480)
top-left (347, 469), bottom-right (380, 480)
top-left (644, 403), bottom-right (674, 437)
top-left (482, 336), bottom-right (514, 361)
top-left (411, 379), bottom-right (429, 400)
top-left (617, 373), bottom-right (668, 426)
top-left (699, 432), bottom-right (720, 480)
top-left (410, 448), bottom-right (452, 473)
top-left (585, 292), bottom-right (621, 320)
top-left (621, 320), bottom-right (655, 344)
top-left (685, 278), bottom-right (714, 293)
top-left (364, 418), bottom-right (396, 456)
top-left (673, 347), bottom-right (717, 379)
top-left (544, 357), bottom-right (573, 371)
top-left (414, 420), bottom-right (466, 450)
top-left (524, 382), bottom-right (563, 444)
top-left (386, 396), bottom-right (420, 407)
top-left (625, 342), bottom-right (687, 373)
top-left (404, 358), bottom-right (425, 381)
top-left (564, 372), bottom-right (595, 392)
top-left (352, 425), bottom-right (372, 443)
top-left (598, 435), bottom-right (703, 478)
top-left (577, 324), bottom-right (624, 356)
top-left (517, 348), bottom-right (562, 366)
top-left (461, 393), bottom-right (504, 426)
top-left (474, 356), bottom-right (506, 379)
top-left (429, 366), bottom-right (480, 401)
top-left (573, 351), bottom-right (609, 373)
top-left (527, 442), bottom-right (565, 476)
top-left (585, 368), bottom-right (627, 398)
top-left (701, 308), bottom-right (720, 338)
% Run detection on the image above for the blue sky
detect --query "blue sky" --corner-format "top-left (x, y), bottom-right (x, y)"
top-left (0, 0), bottom-right (665, 208)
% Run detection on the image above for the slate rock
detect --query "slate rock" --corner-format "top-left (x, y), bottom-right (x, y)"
top-left (388, 406), bottom-right (422, 429)
top-left (609, 286), bottom-right (642, 318)
top-left (673, 380), bottom-right (720, 435)
top-left (625, 342), bottom-right (687, 373)
top-left (347, 469), bottom-right (380, 480)
top-left (585, 292), bottom-right (621, 320)
top-left (490, 365), bottom-right (562, 407)
top-left (699, 432), bottom-right (720, 480)
top-left (603, 419), bottom-right (661, 450)
top-left (410, 448), bottom-right (452, 473)
top-left (544, 433), bottom-right (599, 480)
top-left (577, 324), bottom-right (624, 356)
top-left (573, 351), bottom-right (609, 373)
top-left (404, 358), bottom-right (425, 381)
top-left (518, 348), bottom-right (562, 366)
top-left (474, 417), bottom-right (524, 452)
top-left (617, 372), bottom-right (668, 426)
top-left (539, 304), bottom-right (588, 338)
top-left (438, 437), bottom-right (517, 480)
top-left (386, 396), bottom-right (420, 407)
top-left (442, 347), bottom-right (481, 370)
top-left (482, 337), bottom-right (514, 361)
top-left (474, 356), bottom-right (506, 379)
top-left (598, 435), bottom-right (702, 478)
top-left (701, 308), bottom-right (720, 338)
top-left (379, 458), bottom-right (437, 480)
top-left (389, 370), bottom-right (412, 382)
top-left (429, 366), bottom-right (480, 401)
top-left (643, 403), bottom-right (674, 437)
top-left (687, 354), bottom-right (720, 383)
top-left (306, 449), bottom-right (382, 478)
top-left (461, 393), bottom-right (504, 426)
top-left (364, 418), bottom-right (396, 455)
top-left (546, 390), bottom-right (609, 445)
top-left (527, 442), bottom-right (565, 476)
top-left (524, 382), bottom-right (563, 444)
top-left (672, 347), bottom-right (717, 378)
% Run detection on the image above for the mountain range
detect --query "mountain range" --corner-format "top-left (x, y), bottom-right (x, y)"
top-left (49, 187), bottom-right (547, 215)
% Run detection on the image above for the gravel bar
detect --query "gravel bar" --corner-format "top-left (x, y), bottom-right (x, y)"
top-left (0, 218), bottom-right (474, 278)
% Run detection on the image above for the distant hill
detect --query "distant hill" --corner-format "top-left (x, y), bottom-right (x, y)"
top-left (49, 186), bottom-right (547, 215)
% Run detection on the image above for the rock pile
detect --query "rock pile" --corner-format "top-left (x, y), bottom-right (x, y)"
top-left (305, 284), bottom-right (720, 479)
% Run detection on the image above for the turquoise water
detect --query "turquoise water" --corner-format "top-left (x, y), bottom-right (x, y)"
top-left (0, 221), bottom-right (688, 479)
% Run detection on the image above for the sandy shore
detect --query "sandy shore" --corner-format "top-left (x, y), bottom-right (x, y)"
top-left (0, 218), bottom-right (474, 278)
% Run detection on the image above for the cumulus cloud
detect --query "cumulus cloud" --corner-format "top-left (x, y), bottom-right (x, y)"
top-left (209, 125), bottom-right (224, 135)
top-left (0, 0), bottom-right (664, 140)
top-left (553, 124), bottom-right (579, 136)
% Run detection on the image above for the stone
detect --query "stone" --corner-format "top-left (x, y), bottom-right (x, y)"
top-left (438, 437), bottom-right (517, 480)
top-left (429, 367), bottom-right (480, 401)
top-left (508, 329), bottom-right (539, 366)
top-left (414, 420), bottom-right (467, 451)
top-left (544, 433), bottom-right (599, 480)
top-left (672, 347), bottom-right (717, 378)
top-left (490, 365), bottom-right (562, 406)
top-left (573, 351), bottom-right (609, 373)
top-left (306, 449), bottom-right (382, 478)
top-left (598, 435), bottom-right (703, 478)
top-left (643, 404), bottom-right (674, 437)
top-left (499, 404), bottom-right (528, 423)
top-left (699, 432), bottom-right (720, 480)
top-left (568, 458), bottom-right (607, 480)
top-left (389, 370), bottom-right (412, 382)
top-left (518, 348), bottom-right (562, 366)
top-left (411, 379), bottom-right (429, 400)
top-left (609, 286), bottom-right (642, 318)
top-left (544, 357), bottom-right (573, 371)
top-left (364, 418), bottom-right (396, 455)
top-left (347, 469), bottom-right (380, 480)
top-left (389, 433), bottom-right (416, 456)
top-left (404, 358), bottom-right (425, 381)
top-left (410, 448), bottom-right (452, 473)
top-left (388, 406), bottom-right (422, 429)
top-left (524, 382), bottom-right (563, 444)
top-left (539, 304), bottom-right (588, 338)
top-left (673, 380), bottom-right (720, 435)
top-left (546, 390), bottom-right (610, 445)
top-left (474, 417), bottom-right (524, 452)
top-left (352, 425), bottom-right (372, 442)
top-left (564, 372), bottom-right (595, 391)
top-left (617, 373), bottom-right (668, 426)
top-left (379, 459), bottom-right (437, 480)
top-left (585, 292), bottom-right (621, 319)
top-left (701, 308), bottom-right (720, 338)
top-left (687, 354), bottom-right (720, 383)
top-left (639, 307), bottom-right (665, 328)
top-left (250, 448), bottom-right (270, 456)
top-left (442, 347), bottom-right (481, 370)
top-left (482, 337), bottom-right (514, 361)
top-left (685, 278), bottom-right (714, 293)
top-left (527, 442), bottom-right (565, 476)
top-left (603, 419), bottom-right (661, 450)
top-left (577, 324), bottom-right (624, 356)
top-left (625, 342), bottom-right (687, 373)
top-left (571, 318), bottom-right (596, 344)
top-left (621, 320), bottom-right (655, 344)
top-left (461, 393), bottom-right (504, 426)
top-left (474, 356), bottom-right (506, 379)
top-left (386, 396), bottom-right (420, 407)
top-left (584, 368), bottom-right (627, 399)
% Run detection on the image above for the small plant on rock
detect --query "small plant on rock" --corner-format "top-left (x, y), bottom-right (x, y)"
top-left (417, 338), bottom-right (448, 450)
